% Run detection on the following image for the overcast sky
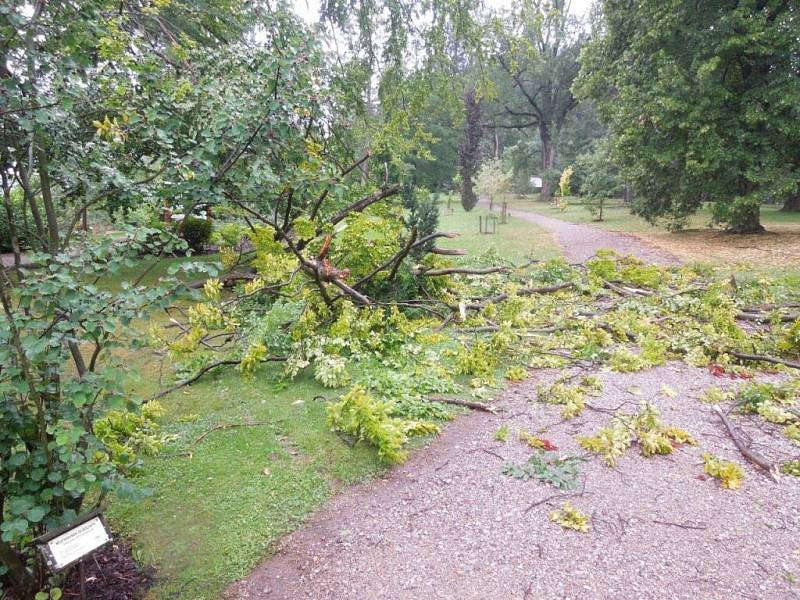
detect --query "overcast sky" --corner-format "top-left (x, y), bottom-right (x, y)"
top-left (291, 0), bottom-right (595, 24)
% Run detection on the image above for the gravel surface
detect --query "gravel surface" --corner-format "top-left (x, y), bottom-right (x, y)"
top-left (484, 201), bottom-right (679, 265)
top-left (229, 364), bottom-right (800, 600)
top-left (0, 253), bottom-right (33, 268)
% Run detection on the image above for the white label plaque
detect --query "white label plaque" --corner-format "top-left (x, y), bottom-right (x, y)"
top-left (44, 516), bottom-right (111, 570)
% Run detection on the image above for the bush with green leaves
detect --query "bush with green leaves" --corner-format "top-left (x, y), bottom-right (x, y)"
top-left (178, 217), bottom-right (213, 253)
top-left (0, 230), bottom-right (215, 596)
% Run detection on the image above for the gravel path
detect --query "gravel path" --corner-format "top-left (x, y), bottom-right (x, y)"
top-left (229, 364), bottom-right (800, 600)
top-left (0, 253), bottom-right (32, 268)
top-left (481, 200), bottom-right (679, 265)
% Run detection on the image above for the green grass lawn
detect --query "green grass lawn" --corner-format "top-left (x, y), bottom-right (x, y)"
top-left (437, 195), bottom-right (560, 263)
top-left (109, 363), bottom-right (384, 600)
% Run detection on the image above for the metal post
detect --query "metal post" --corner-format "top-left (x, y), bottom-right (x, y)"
top-left (79, 559), bottom-right (86, 600)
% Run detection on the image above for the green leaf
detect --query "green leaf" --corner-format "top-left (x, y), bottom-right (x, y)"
top-left (26, 506), bottom-right (48, 523)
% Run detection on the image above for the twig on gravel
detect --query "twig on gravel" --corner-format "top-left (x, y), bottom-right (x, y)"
top-left (712, 405), bottom-right (781, 482)
top-left (524, 478), bottom-right (587, 514)
top-left (525, 492), bottom-right (575, 514)
top-left (652, 519), bottom-right (708, 531)
top-left (480, 448), bottom-right (505, 461)
top-left (427, 396), bottom-right (498, 413)
top-left (523, 581), bottom-right (534, 599)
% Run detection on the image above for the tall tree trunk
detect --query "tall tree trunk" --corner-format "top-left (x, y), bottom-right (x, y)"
top-left (1, 170), bottom-right (21, 269)
top-left (36, 147), bottom-right (60, 253)
top-left (539, 124), bottom-right (555, 201)
top-left (728, 203), bottom-right (764, 234)
top-left (781, 195), bottom-right (800, 212)
top-left (458, 89), bottom-right (482, 212)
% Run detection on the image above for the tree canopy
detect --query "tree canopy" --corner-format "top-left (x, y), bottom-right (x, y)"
top-left (575, 0), bottom-right (800, 232)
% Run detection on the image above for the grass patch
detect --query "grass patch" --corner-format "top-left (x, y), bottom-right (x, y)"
top-left (109, 363), bottom-right (384, 599)
top-left (437, 195), bottom-right (560, 263)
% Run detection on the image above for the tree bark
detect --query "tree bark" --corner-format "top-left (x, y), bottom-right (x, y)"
top-left (1, 170), bottom-right (22, 269)
top-left (781, 195), bottom-right (800, 212)
top-left (727, 203), bottom-right (764, 234)
top-left (623, 185), bottom-right (633, 204)
top-left (0, 537), bottom-right (36, 600)
top-left (539, 124), bottom-right (555, 201)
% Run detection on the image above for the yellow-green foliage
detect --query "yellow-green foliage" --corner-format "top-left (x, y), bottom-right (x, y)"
top-left (94, 401), bottom-right (171, 468)
top-left (640, 336), bottom-right (667, 366)
top-left (505, 366), bottom-right (528, 382)
top-left (518, 429), bottom-right (552, 450)
top-left (578, 421), bottom-right (631, 466)
top-left (608, 348), bottom-right (649, 373)
top-left (756, 402), bottom-right (796, 424)
top-left (327, 386), bottom-right (439, 464)
top-left (579, 376), bottom-right (603, 395)
top-left (699, 386), bottom-right (734, 404)
top-left (781, 460), bottom-right (800, 476)
top-left (549, 501), bottom-right (590, 532)
top-left (703, 452), bottom-right (744, 489)
top-left (778, 319), bottom-right (800, 355)
top-left (580, 402), bottom-right (696, 464)
top-left (558, 165), bottom-right (573, 197)
top-left (618, 262), bottom-right (664, 289)
top-left (535, 382), bottom-right (586, 419)
top-left (495, 425), bottom-right (509, 442)
top-left (785, 423), bottom-right (800, 445)
top-left (586, 251), bottom-right (664, 289)
top-left (454, 339), bottom-right (498, 379)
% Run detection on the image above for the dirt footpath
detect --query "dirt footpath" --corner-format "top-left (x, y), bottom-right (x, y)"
top-left (229, 364), bottom-right (800, 600)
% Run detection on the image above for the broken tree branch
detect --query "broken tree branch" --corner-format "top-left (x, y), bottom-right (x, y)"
top-left (427, 396), bottom-right (497, 413)
top-left (417, 265), bottom-right (511, 277)
top-left (327, 184), bottom-right (401, 227)
top-left (150, 356), bottom-right (287, 401)
top-left (712, 405), bottom-right (781, 482)
top-left (193, 421), bottom-right (272, 445)
top-left (730, 351), bottom-right (800, 370)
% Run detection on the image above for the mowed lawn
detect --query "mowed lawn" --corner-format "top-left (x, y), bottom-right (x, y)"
top-left (436, 195), bottom-right (561, 263)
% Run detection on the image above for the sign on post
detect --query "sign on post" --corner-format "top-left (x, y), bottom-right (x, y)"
top-left (36, 510), bottom-right (112, 571)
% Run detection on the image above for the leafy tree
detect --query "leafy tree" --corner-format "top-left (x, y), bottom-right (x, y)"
top-left (575, 0), bottom-right (800, 232)
top-left (489, 0), bottom-right (586, 200)
top-left (576, 140), bottom-right (624, 221)
top-left (458, 88), bottom-right (484, 211)
top-left (502, 140), bottom-right (538, 194)
top-left (475, 158), bottom-right (513, 204)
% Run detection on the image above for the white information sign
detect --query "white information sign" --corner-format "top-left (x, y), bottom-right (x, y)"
top-left (529, 176), bottom-right (543, 188)
top-left (44, 516), bottom-right (111, 570)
